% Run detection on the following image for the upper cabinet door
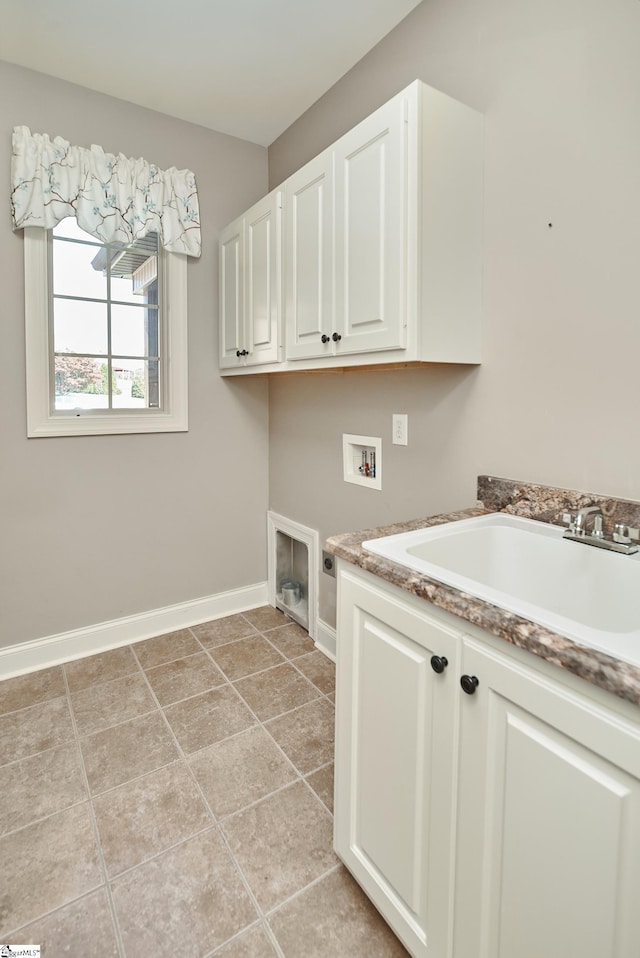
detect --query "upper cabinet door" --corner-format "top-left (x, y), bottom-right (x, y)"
top-left (219, 218), bottom-right (244, 368)
top-left (219, 192), bottom-right (282, 369)
top-left (245, 191), bottom-right (281, 366)
top-left (284, 150), bottom-right (334, 361)
top-left (220, 79), bottom-right (482, 375)
top-left (333, 94), bottom-right (408, 355)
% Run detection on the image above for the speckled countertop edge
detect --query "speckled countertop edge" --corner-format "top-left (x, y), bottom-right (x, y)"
top-left (326, 503), bottom-right (640, 709)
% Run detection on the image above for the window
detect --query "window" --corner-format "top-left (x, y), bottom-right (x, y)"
top-left (24, 220), bottom-right (188, 437)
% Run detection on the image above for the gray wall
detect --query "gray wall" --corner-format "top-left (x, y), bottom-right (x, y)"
top-left (268, 0), bottom-right (640, 626)
top-left (3, 0), bottom-right (639, 647)
top-left (0, 61), bottom-right (269, 647)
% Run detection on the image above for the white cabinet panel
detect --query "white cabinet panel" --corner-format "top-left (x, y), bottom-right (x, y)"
top-left (334, 94), bottom-right (406, 355)
top-left (284, 151), bottom-right (334, 360)
top-left (335, 567), bottom-right (460, 957)
top-left (221, 79), bottom-right (483, 376)
top-left (454, 636), bottom-right (640, 958)
top-left (353, 616), bottom-right (430, 911)
top-left (219, 191), bottom-right (281, 368)
top-left (219, 223), bottom-right (243, 366)
top-left (336, 562), bottom-right (640, 958)
top-left (245, 195), bottom-right (279, 363)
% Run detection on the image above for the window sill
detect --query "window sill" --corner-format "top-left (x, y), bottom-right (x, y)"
top-left (27, 409), bottom-right (188, 438)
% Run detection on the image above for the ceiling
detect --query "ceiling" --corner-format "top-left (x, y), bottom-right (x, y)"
top-left (1, 0), bottom-right (422, 146)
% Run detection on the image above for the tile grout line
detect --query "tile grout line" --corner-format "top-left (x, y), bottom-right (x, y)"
top-left (190, 645), bottom-right (337, 957)
top-left (182, 624), bottom-right (336, 820)
top-left (103, 821), bottom-right (219, 883)
top-left (0, 731), bottom-right (74, 775)
top-left (1, 668), bottom-right (128, 956)
top-left (139, 623), bottom-right (336, 956)
top-left (263, 860), bottom-right (344, 921)
top-left (130, 641), bottom-right (288, 958)
top-left (203, 918), bottom-right (273, 958)
top-left (0, 793), bottom-right (89, 844)
top-left (61, 662), bottom-right (129, 958)
top-left (224, 626), bottom-right (337, 949)
top-left (0, 689), bottom-right (68, 721)
top-left (190, 637), bottom-right (335, 813)
top-left (176, 626), bottom-right (330, 733)
top-left (1, 612), bottom-right (337, 956)
top-left (66, 645), bottom-right (148, 686)
top-left (1, 885), bottom-right (123, 949)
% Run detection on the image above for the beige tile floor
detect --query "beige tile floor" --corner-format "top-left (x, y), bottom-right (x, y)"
top-left (0, 606), bottom-right (408, 957)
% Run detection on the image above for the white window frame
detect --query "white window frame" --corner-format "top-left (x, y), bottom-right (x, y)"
top-left (23, 226), bottom-right (188, 437)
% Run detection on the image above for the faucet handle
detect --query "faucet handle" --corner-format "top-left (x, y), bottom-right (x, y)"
top-left (562, 512), bottom-right (577, 529)
top-left (613, 523), bottom-right (640, 545)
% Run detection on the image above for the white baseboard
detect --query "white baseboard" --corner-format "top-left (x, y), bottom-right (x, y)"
top-left (314, 617), bottom-right (336, 662)
top-left (0, 582), bottom-right (269, 681)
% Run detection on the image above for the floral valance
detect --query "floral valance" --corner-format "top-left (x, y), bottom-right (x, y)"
top-left (10, 126), bottom-right (201, 257)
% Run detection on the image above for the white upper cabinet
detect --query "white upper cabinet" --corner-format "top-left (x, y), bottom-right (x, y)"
top-left (219, 80), bottom-right (483, 375)
top-left (284, 150), bottom-right (334, 361)
top-left (219, 190), bottom-right (281, 369)
top-left (332, 91), bottom-right (407, 356)
top-left (219, 219), bottom-right (243, 367)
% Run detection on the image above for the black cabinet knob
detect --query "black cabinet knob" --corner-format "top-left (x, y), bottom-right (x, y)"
top-left (430, 655), bottom-right (448, 674)
top-left (321, 334), bottom-right (331, 343)
top-left (332, 331), bottom-right (342, 342)
top-left (236, 349), bottom-right (249, 357)
top-left (460, 674), bottom-right (480, 695)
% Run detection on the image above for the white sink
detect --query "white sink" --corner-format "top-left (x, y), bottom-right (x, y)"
top-left (363, 513), bottom-right (640, 666)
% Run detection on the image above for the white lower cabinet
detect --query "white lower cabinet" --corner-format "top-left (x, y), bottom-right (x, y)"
top-left (335, 563), bottom-right (640, 958)
top-left (335, 566), bottom-right (460, 957)
top-left (453, 636), bottom-right (640, 958)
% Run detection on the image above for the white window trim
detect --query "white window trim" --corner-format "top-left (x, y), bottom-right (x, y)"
top-left (24, 226), bottom-right (188, 437)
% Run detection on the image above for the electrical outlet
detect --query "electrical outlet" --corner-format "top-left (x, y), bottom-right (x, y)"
top-left (392, 414), bottom-right (408, 446)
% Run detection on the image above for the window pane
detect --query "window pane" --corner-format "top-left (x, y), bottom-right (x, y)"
top-left (53, 299), bottom-right (108, 355)
top-left (111, 304), bottom-right (158, 358)
top-left (110, 272), bottom-right (143, 305)
top-left (109, 233), bottom-right (159, 305)
top-left (48, 224), bottom-right (164, 421)
top-left (54, 356), bottom-right (108, 409)
top-left (111, 360), bottom-right (158, 408)
top-left (53, 239), bottom-right (106, 299)
top-left (54, 218), bottom-right (95, 241)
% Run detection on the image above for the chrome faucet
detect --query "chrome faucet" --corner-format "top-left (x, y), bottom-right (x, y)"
top-left (574, 505), bottom-right (604, 538)
top-left (562, 505), bottom-right (639, 555)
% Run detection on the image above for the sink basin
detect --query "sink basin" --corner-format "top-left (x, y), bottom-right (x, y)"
top-left (363, 513), bottom-right (640, 666)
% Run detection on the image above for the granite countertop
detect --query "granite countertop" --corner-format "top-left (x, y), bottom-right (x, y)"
top-left (326, 481), bottom-right (640, 710)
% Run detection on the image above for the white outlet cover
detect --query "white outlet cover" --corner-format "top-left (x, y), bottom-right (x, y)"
top-left (392, 413), bottom-right (408, 445)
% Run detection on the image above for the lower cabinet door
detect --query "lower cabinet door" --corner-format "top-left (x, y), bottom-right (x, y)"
top-left (454, 636), bottom-right (640, 958)
top-left (335, 568), bottom-right (460, 957)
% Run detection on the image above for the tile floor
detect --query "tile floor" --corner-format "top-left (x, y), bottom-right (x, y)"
top-left (0, 606), bottom-right (408, 957)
